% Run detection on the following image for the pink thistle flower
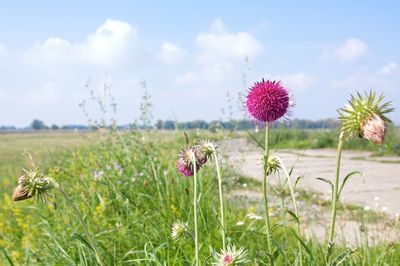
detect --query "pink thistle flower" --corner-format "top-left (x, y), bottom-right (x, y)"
top-left (177, 147), bottom-right (200, 176)
top-left (246, 79), bottom-right (290, 123)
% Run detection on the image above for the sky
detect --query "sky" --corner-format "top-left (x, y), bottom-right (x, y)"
top-left (0, 1), bottom-right (399, 127)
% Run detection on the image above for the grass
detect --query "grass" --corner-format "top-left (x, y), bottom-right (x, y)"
top-left (0, 129), bottom-right (399, 265)
top-left (249, 126), bottom-right (400, 156)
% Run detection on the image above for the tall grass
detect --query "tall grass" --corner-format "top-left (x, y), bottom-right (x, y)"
top-left (0, 130), bottom-right (399, 265)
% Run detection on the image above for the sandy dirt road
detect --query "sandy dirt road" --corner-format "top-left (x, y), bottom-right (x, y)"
top-left (222, 138), bottom-right (400, 216)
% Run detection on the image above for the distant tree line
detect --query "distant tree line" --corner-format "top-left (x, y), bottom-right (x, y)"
top-left (156, 118), bottom-right (340, 130)
top-left (2, 118), bottom-right (398, 132)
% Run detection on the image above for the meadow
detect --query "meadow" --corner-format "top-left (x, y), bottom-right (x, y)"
top-left (0, 128), bottom-right (399, 265)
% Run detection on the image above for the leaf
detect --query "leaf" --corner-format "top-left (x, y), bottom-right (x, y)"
top-left (71, 233), bottom-right (96, 253)
top-left (286, 209), bottom-right (299, 224)
top-left (0, 248), bottom-right (14, 266)
top-left (294, 176), bottom-right (303, 190)
top-left (316, 177), bottom-right (334, 194)
top-left (331, 247), bottom-right (357, 266)
top-left (246, 130), bottom-right (264, 149)
top-left (338, 171), bottom-right (362, 199)
top-left (288, 228), bottom-right (315, 264)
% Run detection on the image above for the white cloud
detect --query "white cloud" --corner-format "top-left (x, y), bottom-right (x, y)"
top-left (267, 72), bottom-right (315, 92)
top-left (157, 42), bottom-right (187, 64)
top-left (174, 71), bottom-right (198, 84)
top-left (324, 38), bottom-right (368, 62)
top-left (196, 19), bottom-right (264, 64)
top-left (23, 19), bottom-right (136, 66)
top-left (377, 62), bottom-right (398, 75)
top-left (0, 43), bottom-right (7, 56)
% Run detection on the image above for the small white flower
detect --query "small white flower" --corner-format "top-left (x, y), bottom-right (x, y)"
top-left (246, 213), bottom-right (262, 220)
top-left (242, 183), bottom-right (247, 188)
top-left (382, 206), bottom-right (388, 212)
top-left (236, 221), bottom-right (245, 226)
top-left (364, 205), bottom-right (370, 211)
top-left (374, 196), bottom-right (380, 201)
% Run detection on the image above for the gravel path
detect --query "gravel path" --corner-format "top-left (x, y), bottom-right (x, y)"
top-left (222, 138), bottom-right (400, 215)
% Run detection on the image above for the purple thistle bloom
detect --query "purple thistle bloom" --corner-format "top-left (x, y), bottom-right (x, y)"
top-left (177, 147), bottom-right (200, 176)
top-left (246, 79), bottom-right (290, 123)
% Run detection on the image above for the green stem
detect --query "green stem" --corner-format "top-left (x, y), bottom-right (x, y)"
top-left (327, 131), bottom-right (344, 261)
top-left (59, 187), bottom-right (105, 266)
top-left (262, 125), bottom-right (273, 257)
top-left (192, 154), bottom-right (200, 266)
top-left (214, 152), bottom-right (226, 250)
top-left (278, 158), bottom-right (303, 266)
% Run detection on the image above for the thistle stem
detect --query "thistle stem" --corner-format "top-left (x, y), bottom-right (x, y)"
top-left (192, 154), bottom-right (200, 266)
top-left (327, 131), bottom-right (344, 261)
top-left (214, 152), bottom-right (226, 250)
top-left (262, 125), bottom-right (273, 257)
top-left (278, 158), bottom-right (303, 266)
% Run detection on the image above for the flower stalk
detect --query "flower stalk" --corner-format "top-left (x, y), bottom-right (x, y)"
top-left (214, 151), bottom-right (226, 250)
top-left (191, 152), bottom-right (200, 266)
top-left (326, 131), bottom-right (344, 261)
top-left (277, 157), bottom-right (303, 265)
top-left (262, 125), bottom-right (273, 257)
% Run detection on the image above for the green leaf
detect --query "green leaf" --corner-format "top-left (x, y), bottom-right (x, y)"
top-left (286, 209), bottom-right (299, 224)
top-left (294, 176), bottom-right (303, 190)
top-left (0, 248), bottom-right (14, 266)
top-left (288, 228), bottom-right (315, 264)
top-left (71, 233), bottom-right (96, 253)
top-left (331, 247), bottom-right (357, 266)
top-left (316, 177), bottom-right (334, 194)
top-left (246, 130), bottom-right (264, 149)
top-left (338, 171), bottom-right (362, 199)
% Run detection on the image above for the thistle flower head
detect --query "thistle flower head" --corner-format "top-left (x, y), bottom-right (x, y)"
top-left (246, 79), bottom-right (291, 123)
top-left (193, 140), bottom-right (217, 165)
top-left (213, 244), bottom-right (249, 266)
top-left (266, 155), bottom-right (281, 175)
top-left (338, 91), bottom-right (394, 143)
top-left (177, 147), bottom-right (200, 176)
top-left (13, 168), bottom-right (58, 201)
top-left (171, 221), bottom-right (189, 241)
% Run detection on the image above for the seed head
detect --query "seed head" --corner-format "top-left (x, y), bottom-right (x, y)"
top-left (213, 244), bottom-right (249, 265)
top-left (338, 91), bottom-right (394, 142)
top-left (171, 221), bottom-right (189, 241)
top-left (246, 79), bottom-right (290, 123)
top-left (193, 140), bottom-right (217, 165)
top-left (13, 168), bottom-right (58, 202)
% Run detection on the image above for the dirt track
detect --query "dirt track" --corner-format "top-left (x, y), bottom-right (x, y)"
top-left (222, 138), bottom-right (400, 215)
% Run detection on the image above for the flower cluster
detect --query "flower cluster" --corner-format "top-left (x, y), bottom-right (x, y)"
top-left (177, 140), bottom-right (216, 176)
top-left (13, 168), bottom-right (58, 202)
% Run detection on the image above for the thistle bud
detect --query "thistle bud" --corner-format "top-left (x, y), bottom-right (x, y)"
top-left (338, 91), bottom-right (394, 143)
top-left (12, 168), bottom-right (57, 202)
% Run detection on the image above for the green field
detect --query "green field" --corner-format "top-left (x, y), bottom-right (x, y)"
top-left (1, 130), bottom-right (399, 265)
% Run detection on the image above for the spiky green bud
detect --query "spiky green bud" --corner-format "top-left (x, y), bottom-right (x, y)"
top-left (13, 168), bottom-right (58, 202)
top-left (338, 91), bottom-right (394, 142)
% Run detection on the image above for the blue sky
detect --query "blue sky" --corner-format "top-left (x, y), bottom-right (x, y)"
top-left (0, 1), bottom-right (399, 126)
